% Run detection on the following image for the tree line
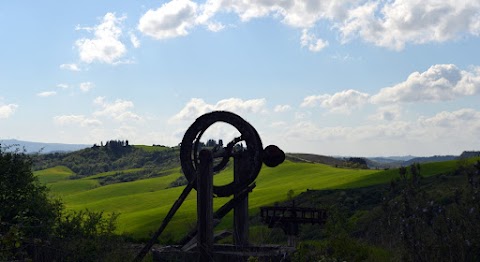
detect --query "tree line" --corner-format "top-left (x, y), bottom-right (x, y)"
top-left (31, 140), bottom-right (179, 178)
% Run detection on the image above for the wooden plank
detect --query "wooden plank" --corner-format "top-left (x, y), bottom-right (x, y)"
top-left (197, 149), bottom-right (214, 262)
top-left (234, 151), bottom-right (250, 248)
top-left (178, 183), bottom-right (256, 247)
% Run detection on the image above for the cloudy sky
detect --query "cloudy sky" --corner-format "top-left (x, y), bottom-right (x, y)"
top-left (1, 0), bottom-right (480, 157)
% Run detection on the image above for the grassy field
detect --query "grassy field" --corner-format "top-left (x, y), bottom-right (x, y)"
top-left (86, 168), bottom-right (146, 179)
top-left (34, 158), bottom-right (469, 241)
top-left (36, 166), bottom-right (75, 184)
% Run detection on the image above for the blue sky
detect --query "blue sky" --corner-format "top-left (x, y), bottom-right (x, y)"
top-left (1, 0), bottom-right (480, 156)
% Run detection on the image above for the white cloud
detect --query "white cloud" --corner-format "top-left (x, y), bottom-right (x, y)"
top-left (339, 0), bottom-right (480, 50)
top-left (130, 33), bottom-right (141, 48)
top-left (0, 104), bottom-right (18, 119)
top-left (37, 91), bottom-right (57, 97)
top-left (300, 29), bottom-right (328, 52)
top-left (294, 111), bottom-right (310, 120)
top-left (138, 0), bottom-right (480, 50)
top-left (170, 97), bottom-right (267, 121)
top-left (371, 64), bottom-right (480, 103)
top-left (215, 0), bottom-right (324, 28)
top-left (278, 109), bottom-right (480, 156)
top-left (93, 97), bottom-right (142, 121)
top-left (296, 64), bottom-right (479, 116)
top-left (471, 13), bottom-right (480, 35)
top-left (274, 104), bottom-right (291, 113)
top-left (75, 13), bottom-right (127, 64)
top-left (57, 84), bottom-right (70, 89)
top-left (285, 108), bottom-right (480, 145)
top-left (138, 0), bottom-right (199, 39)
top-left (79, 82), bottom-right (94, 92)
top-left (413, 108), bottom-right (480, 140)
top-left (301, 89), bottom-right (370, 113)
top-left (53, 115), bottom-right (102, 127)
top-left (52, 97), bottom-right (144, 140)
top-left (420, 108), bottom-right (480, 128)
top-left (206, 21), bottom-right (225, 32)
top-left (138, 0), bottom-right (335, 49)
top-left (59, 63), bottom-right (81, 71)
top-left (369, 106), bottom-right (402, 121)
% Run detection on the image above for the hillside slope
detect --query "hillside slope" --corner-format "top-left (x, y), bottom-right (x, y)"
top-left (33, 154), bottom-right (480, 261)
top-left (35, 148), bottom-right (476, 242)
top-left (32, 143), bottom-right (179, 179)
top-left (36, 160), bottom-right (380, 240)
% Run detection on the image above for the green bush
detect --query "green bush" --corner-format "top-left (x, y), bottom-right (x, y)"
top-left (0, 148), bottom-right (134, 261)
top-left (0, 149), bottom-right (62, 260)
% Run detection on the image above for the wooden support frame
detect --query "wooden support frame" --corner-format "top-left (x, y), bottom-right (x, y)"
top-left (197, 149), bottom-right (214, 261)
top-left (234, 151), bottom-right (250, 248)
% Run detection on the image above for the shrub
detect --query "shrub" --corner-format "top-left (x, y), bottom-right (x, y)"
top-left (0, 147), bottom-right (134, 261)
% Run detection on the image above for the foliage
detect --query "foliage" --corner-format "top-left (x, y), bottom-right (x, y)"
top-left (377, 161), bottom-right (480, 261)
top-left (0, 148), bottom-right (133, 261)
top-left (344, 157), bottom-right (369, 169)
top-left (254, 159), bottom-right (480, 261)
top-left (167, 175), bottom-right (188, 188)
top-left (291, 209), bottom-right (389, 262)
top-left (48, 210), bottom-right (134, 262)
top-left (0, 148), bottom-right (62, 260)
top-left (31, 141), bottom-right (179, 179)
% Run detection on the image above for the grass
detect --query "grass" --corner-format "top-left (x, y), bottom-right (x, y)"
top-left (35, 166), bottom-right (74, 184)
top-left (339, 159), bottom-right (461, 188)
top-left (64, 173), bottom-right (183, 208)
top-left (48, 179), bottom-right (101, 196)
top-left (37, 161), bottom-right (379, 239)
top-left (36, 158), bottom-right (476, 241)
top-left (34, 166), bottom-right (100, 196)
top-left (86, 168), bottom-right (146, 179)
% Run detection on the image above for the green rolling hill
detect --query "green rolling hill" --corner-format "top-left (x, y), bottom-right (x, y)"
top-left (34, 146), bottom-right (476, 242)
top-left (36, 160), bottom-right (383, 240)
top-left (27, 144), bottom-right (480, 261)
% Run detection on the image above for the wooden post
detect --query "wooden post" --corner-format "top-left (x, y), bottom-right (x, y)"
top-left (197, 149), bottom-right (213, 262)
top-left (234, 151), bottom-right (250, 248)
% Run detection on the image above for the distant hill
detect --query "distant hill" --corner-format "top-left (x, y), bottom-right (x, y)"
top-left (286, 153), bottom-right (345, 166)
top-left (365, 158), bottom-right (404, 169)
top-left (366, 155), bottom-right (465, 169)
top-left (459, 151), bottom-right (480, 159)
top-left (31, 142), bottom-right (179, 182)
top-left (0, 139), bottom-right (89, 154)
top-left (35, 157), bottom-right (381, 240)
top-left (286, 153), bottom-right (476, 169)
top-left (286, 153), bottom-right (369, 169)
top-left (380, 155), bottom-right (417, 161)
top-left (368, 156), bottom-right (416, 163)
top-left (403, 155), bottom-right (457, 166)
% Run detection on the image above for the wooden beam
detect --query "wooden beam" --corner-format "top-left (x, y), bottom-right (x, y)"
top-left (234, 151), bottom-right (250, 248)
top-left (197, 149), bottom-right (214, 262)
